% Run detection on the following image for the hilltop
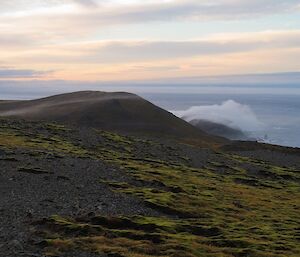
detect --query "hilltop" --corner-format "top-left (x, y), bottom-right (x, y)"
top-left (0, 91), bottom-right (226, 147)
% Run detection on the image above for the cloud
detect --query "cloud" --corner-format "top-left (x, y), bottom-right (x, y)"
top-left (92, 30), bottom-right (300, 62)
top-left (0, 0), bottom-right (96, 9)
top-left (155, 72), bottom-right (300, 86)
top-left (0, 1), bottom-right (299, 81)
top-left (0, 1), bottom-right (299, 35)
top-left (1, 30), bottom-right (300, 81)
top-left (0, 68), bottom-right (52, 78)
top-left (173, 100), bottom-right (264, 131)
top-left (72, 0), bottom-right (98, 7)
top-left (95, 0), bottom-right (299, 22)
top-left (131, 65), bottom-right (180, 72)
top-left (11, 30), bottom-right (300, 63)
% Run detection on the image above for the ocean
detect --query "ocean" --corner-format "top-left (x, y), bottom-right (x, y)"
top-left (141, 92), bottom-right (300, 148)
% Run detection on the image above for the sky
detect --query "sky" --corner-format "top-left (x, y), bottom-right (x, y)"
top-left (0, 0), bottom-right (300, 84)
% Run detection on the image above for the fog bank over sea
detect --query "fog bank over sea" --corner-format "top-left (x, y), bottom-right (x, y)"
top-left (142, 92), bottom-right (300, 148)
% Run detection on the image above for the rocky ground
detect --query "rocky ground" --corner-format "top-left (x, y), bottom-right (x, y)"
top-left (0, 118), bottom-right (299, 257)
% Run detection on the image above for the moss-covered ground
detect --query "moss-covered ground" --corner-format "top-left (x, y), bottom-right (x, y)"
top-left (0, 121), bottom-right (88, 157)
top-left (0, 119), bottom-right (299, 257)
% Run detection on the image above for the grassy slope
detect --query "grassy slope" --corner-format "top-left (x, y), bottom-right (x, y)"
top-left (0, 118), bottom-right (299, 257)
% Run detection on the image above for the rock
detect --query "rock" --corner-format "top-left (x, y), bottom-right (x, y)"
top-left (8, 240), bottom-right (23, 251)
top-left (0, 149), bottom-right (6, 156)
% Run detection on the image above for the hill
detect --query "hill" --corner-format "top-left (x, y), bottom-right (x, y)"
top-left (189, 119), bottom-right (249, 140)
top-left (0, 91), bottom-right (226, 146)
top-left (0, 92), bottom-right (299, 256)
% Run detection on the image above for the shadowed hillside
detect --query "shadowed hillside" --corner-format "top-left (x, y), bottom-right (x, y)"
top-left (0, 91), bottom-right (226, 147)
top-left (190, 119), bottom-right (249, 140)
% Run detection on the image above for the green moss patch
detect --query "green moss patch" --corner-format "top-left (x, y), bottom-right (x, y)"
top-left (94, 144), bottom-right (299, 256)
top-left (0, 129), bottom-right (88, 157)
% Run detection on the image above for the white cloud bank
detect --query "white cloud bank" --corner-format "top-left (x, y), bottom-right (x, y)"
top-left (173, 100), bottom-right (264, 131)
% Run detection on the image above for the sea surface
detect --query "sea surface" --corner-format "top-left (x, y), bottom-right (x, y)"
top-left (141, 93), bottom-right (300, 148)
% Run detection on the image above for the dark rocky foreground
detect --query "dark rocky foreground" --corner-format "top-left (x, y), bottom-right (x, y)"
top-left (0, 118), bottom-right (299, 257)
